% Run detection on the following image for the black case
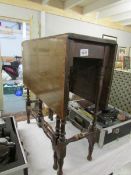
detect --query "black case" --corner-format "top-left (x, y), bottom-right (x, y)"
top-left (0, 116), bottom-right (27, 174)
top-left (69, 103), bottom-right (131, 147)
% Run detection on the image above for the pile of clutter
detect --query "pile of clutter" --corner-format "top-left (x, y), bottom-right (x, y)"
top-left (2, 56), bottom-right (23, 96)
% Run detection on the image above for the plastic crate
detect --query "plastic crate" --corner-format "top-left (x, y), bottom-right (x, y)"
top-left (3, 85), bottom-right (23, 95)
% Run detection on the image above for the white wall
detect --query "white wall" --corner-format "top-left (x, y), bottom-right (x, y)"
top-left (43, 13), bottom-right (131, 47)
top-left (41, 12), bottom-right (46, 37)
top-left (0, 34), bottom-right (23, 56)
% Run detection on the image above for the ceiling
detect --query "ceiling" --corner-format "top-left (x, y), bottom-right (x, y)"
top-left (29, 0), bottom-right (131, 27)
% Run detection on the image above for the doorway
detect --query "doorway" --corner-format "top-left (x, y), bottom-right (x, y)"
top-left (0, 17), bottom-right (30, 115)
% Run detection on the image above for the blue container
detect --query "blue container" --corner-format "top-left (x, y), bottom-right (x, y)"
top-left (15, 87), bottom-right (23, 96)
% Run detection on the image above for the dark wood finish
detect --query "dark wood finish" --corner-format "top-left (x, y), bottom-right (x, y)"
top-left (53, 119), bottom-right (66, 175)
top-left (24, 168), bottom-right (28, 175)
top-left (37, 99), bottom-right (43, 127)
top-left (72, 41), bottom-right (104, 59)
top-left (23, 33), bottom-right (117, 119)
top-left (26, 88), bottom-right (31, 124)
top-left (69, 43), bottom-right (117, 112)
top-left (23, 33), bottom-right (117, 175)
top-left (49, 108), bottom-right (54, 121)
top-left (69, 58), bottom-right (102, 105)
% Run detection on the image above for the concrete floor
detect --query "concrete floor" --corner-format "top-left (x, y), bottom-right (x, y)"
top-left (114, 163), bottom-right (131, 175)
top-left (2, 94), bottom-right (131, 175)
top-left (1, 116), bottom-right (131, 175)
top-left (18, 119), bottom-right (131, 175)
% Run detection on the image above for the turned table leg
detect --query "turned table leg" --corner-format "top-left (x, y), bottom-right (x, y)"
top-left (49, 108), bottom-right (53, 121)
top-left (26, 88), bottom-right (31, 124)
top-left (37, 99), bottom-right (43, 127)
top-left (87, 135), bottom-right (95, 161)
top-left (53, 116), bottom-right (60, 170)
top-left (87, 126), bottom-right (96, 161)
top-left (23, 168), bottom-right (28, 175)
top-left (53, 151), bottom-right (58, 170)
top-left (56, 119), bottom-right (66, 175)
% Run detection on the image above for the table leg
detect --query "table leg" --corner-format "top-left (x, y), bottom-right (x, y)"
top-left (37, 99), bottom-right (43, 127)
top-left (26, 88), bottom-right (31, 124)
top-left (23, 168), bottom-right (28, 175)
top-left (49, 108), bottom-right (53, 121)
